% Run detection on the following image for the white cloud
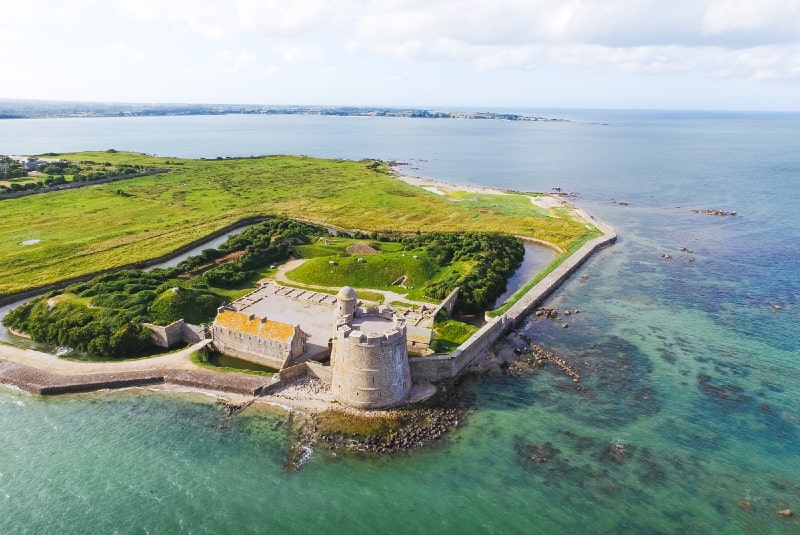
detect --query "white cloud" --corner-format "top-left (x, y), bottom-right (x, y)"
top-left (352, 0), bottom-right (800, 79)
top-left (281, 46), bottom-right (323, 64)
top-left (118, 0), bottom-right (350, 38)
top-left (110, 43), bottom-right (145, 63)
top-left (207, 49), bottom-right (257, 73)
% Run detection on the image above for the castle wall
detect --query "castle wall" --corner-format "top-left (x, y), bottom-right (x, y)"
top-left (429, 287), bottom-right (460, 319)
top-left (331, 325), bottom-right (411, 410)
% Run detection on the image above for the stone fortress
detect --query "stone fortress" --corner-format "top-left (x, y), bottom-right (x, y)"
top-left (208, 282), bottom-right (431, 410)
top-left (0, 208), bottom-right (616, 410)
top-left (330, 286), bottom-right (412, 410)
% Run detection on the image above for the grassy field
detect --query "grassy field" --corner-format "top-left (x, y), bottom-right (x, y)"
top-left (0, 151), bottom-right (597, 296)
top-left (287, 250), bottom-right (438, 290)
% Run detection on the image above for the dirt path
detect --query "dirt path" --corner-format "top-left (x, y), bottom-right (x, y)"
top-left (0, 340), bottom-right (207, 375)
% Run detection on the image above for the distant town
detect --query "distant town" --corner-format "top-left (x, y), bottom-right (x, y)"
top-left (0, 99), bottom-right (566, 122)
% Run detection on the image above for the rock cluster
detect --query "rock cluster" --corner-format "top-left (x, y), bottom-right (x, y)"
top-left (691, 208), bottom-right (737, 216)
top-left (219, 399), bottom-right (254, 416)
top-left (507, 338), bottom-right (581, 383)
top-left (315, 408), bottom-right (463, 456)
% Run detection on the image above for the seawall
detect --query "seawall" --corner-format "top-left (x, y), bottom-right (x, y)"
top-left (410, 215), bottom-right (616, 383)
top-left (0, 357), bottom-right (271, 397)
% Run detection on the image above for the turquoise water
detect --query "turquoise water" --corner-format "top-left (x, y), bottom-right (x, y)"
top-left (1, 111), bottom-right (799, 533)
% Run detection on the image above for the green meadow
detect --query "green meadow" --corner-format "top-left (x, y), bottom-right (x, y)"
top-left (0, 151), bottom-right (597, 296)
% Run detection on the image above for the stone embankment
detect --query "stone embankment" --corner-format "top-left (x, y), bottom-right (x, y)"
top-left (409, 210), bottom-right (615, 384)
top-left (0, 342), bottom-right (272, 396)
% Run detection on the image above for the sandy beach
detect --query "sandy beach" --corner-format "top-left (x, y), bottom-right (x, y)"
top-left (389, 163), bottom-right (575, 212)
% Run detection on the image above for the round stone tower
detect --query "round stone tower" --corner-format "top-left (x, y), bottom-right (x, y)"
top-left (330, 287), bottom-right (411, 410)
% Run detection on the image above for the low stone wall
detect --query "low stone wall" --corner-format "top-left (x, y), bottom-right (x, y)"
top-left (0, 360), bottom-right (271, 397)
top-left (429, 287), bottom-right (460, 320)
top-left (145, 320), bottom-right (186, 348)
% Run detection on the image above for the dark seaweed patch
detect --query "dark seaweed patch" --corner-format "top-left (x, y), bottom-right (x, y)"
top-left (697, 374), bottom-right (751, 406)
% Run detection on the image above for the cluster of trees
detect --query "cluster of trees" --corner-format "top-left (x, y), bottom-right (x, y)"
top-left (2, 218), bottom-right (328, 358)
top-left (2, 270), bottom-right (221, 358)
top-left (0, 156), bottom-right (26, 179)
top-left (0, 159), bottom-right (155, 196)
top-left (401, 232), bottom-right (524, 313)
top-left (190, 218), bottom-right (326, 288)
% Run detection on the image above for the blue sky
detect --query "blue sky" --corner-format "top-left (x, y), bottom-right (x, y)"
top-left (3, 0), bottom-right (800, 110)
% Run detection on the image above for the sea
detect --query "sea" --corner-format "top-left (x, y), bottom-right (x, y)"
top-left (0, 110), bottom-right (798, 534)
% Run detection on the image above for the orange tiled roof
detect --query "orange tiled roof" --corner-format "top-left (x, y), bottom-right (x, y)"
top-left (214, 309), bottom-right (296, 342)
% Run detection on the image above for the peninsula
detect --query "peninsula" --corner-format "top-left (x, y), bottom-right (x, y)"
top-left (0, 151), bottom-right (614, 430)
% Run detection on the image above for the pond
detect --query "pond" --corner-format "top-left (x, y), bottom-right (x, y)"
top-left (492, 241), bottom-right (557, 308)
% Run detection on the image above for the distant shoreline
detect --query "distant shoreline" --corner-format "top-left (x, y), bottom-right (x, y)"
top-left (0, 100), bottom-right (567, 122)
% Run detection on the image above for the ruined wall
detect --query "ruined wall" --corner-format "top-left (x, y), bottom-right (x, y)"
top-left (331, 324), bottom-right (411, 410)
top-left (144, 320), bottom-right (186, 349)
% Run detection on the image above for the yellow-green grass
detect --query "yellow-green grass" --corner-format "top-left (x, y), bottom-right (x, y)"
top-left (0, 151), bottom-right (594, 296)
top-left (286, 251), bottom-right (436, 291)
top-left (432, 319), bottom-right (480, 353)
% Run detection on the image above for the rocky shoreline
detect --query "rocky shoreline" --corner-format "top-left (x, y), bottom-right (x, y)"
top-left (284, 402), bottom-right (466, 470)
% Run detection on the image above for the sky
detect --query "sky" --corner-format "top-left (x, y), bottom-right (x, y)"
top-left (2, 0), bottom-right (800, 111)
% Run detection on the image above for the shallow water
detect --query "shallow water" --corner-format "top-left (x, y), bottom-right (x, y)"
top-left (1, 110), bottom-right (799, 533)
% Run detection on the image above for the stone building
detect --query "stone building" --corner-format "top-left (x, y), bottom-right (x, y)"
top-left (210, 307), bottom-right (306, 370)
top-left (208, 282), bottom-right (430, 410)
top-left (330, 286), bottom-right (412, 410)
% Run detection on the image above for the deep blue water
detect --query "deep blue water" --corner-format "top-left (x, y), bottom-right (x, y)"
top-left (1, 110), bottom-right (798, 533)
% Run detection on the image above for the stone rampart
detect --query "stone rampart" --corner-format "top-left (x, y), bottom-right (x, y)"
top-left (181, 323), bottom-right (205, 344)
top-left (409, 316), bottom-right (511, 382)
top-left (501, 231), bottom-right (616, 324)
